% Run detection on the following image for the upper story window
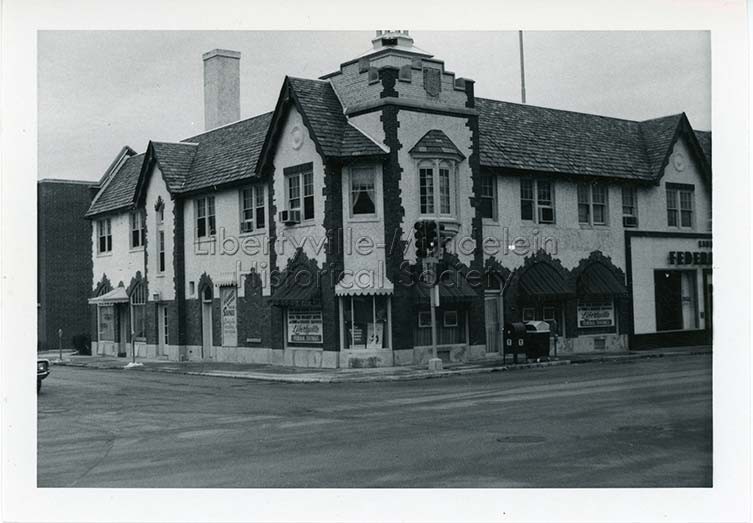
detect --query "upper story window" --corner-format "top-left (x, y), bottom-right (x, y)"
top-left (621, 186), bottom-right (638, 227)
top-left (240, 186), bottom-right (266, 233)
top-left (521, 179), bottom-right (555, 224)
top-left (578, 183), bottom-right (609, 226)
top-left (158, 230), bottom-right (165, 273)
top-left (479, 174), bottom-right (497, 220)
top-left (666, 183), bottom-right (694, 228)
top-left (195, 196), bottom-right (216, 238)
top-left (130, 211), bottom-right (145, 248)
top-left (350, 166), bottom-right (376, 216)
top-left (97, 218), bottom-right (112, 254)
top-left (284, 163), bottom-right (315, 221)
top-left (418, 159), bottom-right (456, 218)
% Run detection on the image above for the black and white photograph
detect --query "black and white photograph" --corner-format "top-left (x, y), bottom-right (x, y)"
top-left (1, 1), bottom-right (750, 522)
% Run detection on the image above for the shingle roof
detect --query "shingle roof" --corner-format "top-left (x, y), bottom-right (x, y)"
top-left (409, 129), bottom-right (465, 158)
top-left (179, 112), bottom-right (273, 193)
top-left (86, 153), bottom-right (144, 216)
top-left (638, 114), bottom-right (684, 178)
top-left (695, 130), bottom-right (711, 163)
top-left (477, 98), bottom-right (656, 180)
top-left (287, 77), bottom-right (385, 158)
top-left (150, 141), bottom-right (198, 191)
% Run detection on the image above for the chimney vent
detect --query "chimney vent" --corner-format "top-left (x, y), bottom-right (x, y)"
top-left (203, 49), bottom-right (241, 130)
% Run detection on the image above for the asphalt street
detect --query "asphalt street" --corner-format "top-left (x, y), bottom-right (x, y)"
top-left (37, 354), bottom-right (712, 487)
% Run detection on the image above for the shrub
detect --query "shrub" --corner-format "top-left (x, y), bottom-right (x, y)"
top-left (71, 333), bottom-right (91, 355)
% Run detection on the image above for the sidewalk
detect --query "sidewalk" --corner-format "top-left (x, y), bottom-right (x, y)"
top-left (50, 345), bottom-right (711, 384)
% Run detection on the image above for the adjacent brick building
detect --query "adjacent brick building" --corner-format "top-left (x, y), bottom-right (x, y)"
top-left (38, 179), bottom-right (96, 350)
top-left (84, 31), bottom-right (712, 367)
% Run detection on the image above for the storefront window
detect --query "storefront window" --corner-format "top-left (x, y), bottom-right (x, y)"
top-left (287, 309), bottom-right (323, 345)
top-left (413, 306), bottom-right (465, 346)
top-left (576, 298), bottom-right (615, 329)
top-left (342, 296), bottom-right (390, 349)
top-left (98, 305), bottom-right (115, 341)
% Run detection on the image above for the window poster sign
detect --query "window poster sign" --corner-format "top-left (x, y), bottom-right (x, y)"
top-left (577, 300), bottom-right (615, 328)
top-left (367, 322), bottom-right (384, 349)
top-left (287, 309), bottom-right (323, 344)
top-left (220, 287), bottom-right (237, 347)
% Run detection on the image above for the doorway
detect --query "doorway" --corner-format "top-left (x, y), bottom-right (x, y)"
top-left (117, 304), bottom-right (129, 357)
top-left (484, 293), bottom-right (501, 353)
top-left (654, 270), bottom-right (698, 331)
top-left (157, 304), bottom-right (168, 356)
top-left (201, 286), bottom-right (213, 359)
top-left (702, 269), bottom-right (713, 332)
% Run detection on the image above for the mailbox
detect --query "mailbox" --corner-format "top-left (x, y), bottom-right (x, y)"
top-left (504, 322), bottom-right (527, 363)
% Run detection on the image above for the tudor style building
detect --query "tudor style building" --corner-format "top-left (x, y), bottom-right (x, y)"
top-left (85, 31), bottom-right (712, 367)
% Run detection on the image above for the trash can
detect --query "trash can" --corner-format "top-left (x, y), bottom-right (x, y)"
top-left (525, 320), bottom-right (551, 360)
top-left (504, 322), bottom-right (527, 363)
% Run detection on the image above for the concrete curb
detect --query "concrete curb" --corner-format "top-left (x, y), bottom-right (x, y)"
top-left (53, 359), bottom-right (571, 383)
top-left (52, 349), bottom-right (709, 384)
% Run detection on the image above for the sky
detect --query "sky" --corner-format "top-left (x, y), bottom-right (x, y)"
top-left (37, 31), bottom-right (710, 182)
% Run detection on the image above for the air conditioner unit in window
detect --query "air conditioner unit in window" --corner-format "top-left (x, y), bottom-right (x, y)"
top-left (538, 207), bottom-right (554, 224)
top-left (622, 215), bottom-right (638, 228)
top-left (279, 209), bottom-right (301, 225)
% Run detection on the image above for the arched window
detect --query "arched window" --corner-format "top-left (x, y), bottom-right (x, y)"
top-left (130, 282), bottom-right (146, 339)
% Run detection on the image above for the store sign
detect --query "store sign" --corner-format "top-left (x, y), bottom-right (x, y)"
top-left (220, 287), bottom-right (237, 347)
top-left (287, 310), bottom-right (323, 344)
top-left (668, 251), bottom-right (712, 266)
top-left (577, 300), bottom-right (615, 328)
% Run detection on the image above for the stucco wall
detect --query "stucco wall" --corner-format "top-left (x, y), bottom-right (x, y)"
top-left (182, 184), bottom-right (271, 299)
top-left (272, 105), bottom-right (327, 269)
top-left (145, 166), bottom-right (175, 301)
top-left (91, 211), bottom-right (145, 291)
top-left (397, 110), bottom-right (475, 268)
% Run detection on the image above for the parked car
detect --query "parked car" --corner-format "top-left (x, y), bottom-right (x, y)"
top-left (37, 359), bottom-right (50, 392)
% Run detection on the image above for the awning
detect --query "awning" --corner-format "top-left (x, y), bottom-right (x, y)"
top-left (335, 280), bottom-right (393, 297)
top-left (88, 286), bottom-right (129, 305)
top-left (414, 270), bottom-right (479, 303)
top-left (270, 279), bottom-right (321, 306)
top-left (577, 263), bottom-right (628, 296)
top-left (518, 262), bottom-right (572, 298)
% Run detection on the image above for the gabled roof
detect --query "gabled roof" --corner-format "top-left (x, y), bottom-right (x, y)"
top-left (476, 98), bottom-right (711, 183)
top-left (150, 141), bottom-right (198, 191)
top-left (409, 129), bottom-right (465, 159)
top-left (179, 112), bottom-right (273, 193)
top-left (85, 153), bottom-right (145, 217)
top-left (256, 77), bottom-right (386, 172)
top-left (695, 130), bottom-right (711, 163)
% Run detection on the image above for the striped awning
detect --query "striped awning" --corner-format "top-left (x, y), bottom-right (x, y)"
top-left (88, 286), bottom-right (129, 305)
top-left (518, 263), bottom-right (572, 297)
top-left (577, 263), bottom-right (628, 296)
top-left (335, 280), bottom-right (393, 296)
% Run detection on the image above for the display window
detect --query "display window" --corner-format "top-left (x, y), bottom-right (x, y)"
top-left (342, 296), bottom-right (390, 349)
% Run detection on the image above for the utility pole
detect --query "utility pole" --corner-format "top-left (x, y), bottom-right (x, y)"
top-left (428, 219), bottom-right (442, 371)
top-left (57, 328), bottom-right (63, 361)
top-left (519, 30), bottom-right (527, 104)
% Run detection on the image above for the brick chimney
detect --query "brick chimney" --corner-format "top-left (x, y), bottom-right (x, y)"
top-left (202, 49), bottom-right (241, 130)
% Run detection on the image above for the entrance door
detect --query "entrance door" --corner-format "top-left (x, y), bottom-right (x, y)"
top-left (654, 270), bottom-right (683, 331)
top-left (201, 287), bottom-right (213, 359)
top-left (484, 294), bottom-right (501, 353)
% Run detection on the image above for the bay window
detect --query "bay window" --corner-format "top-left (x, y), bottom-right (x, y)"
top-left (350, 167), bottom-right (376, 216)
top-left (418, 159), bottom-right (456, 218)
